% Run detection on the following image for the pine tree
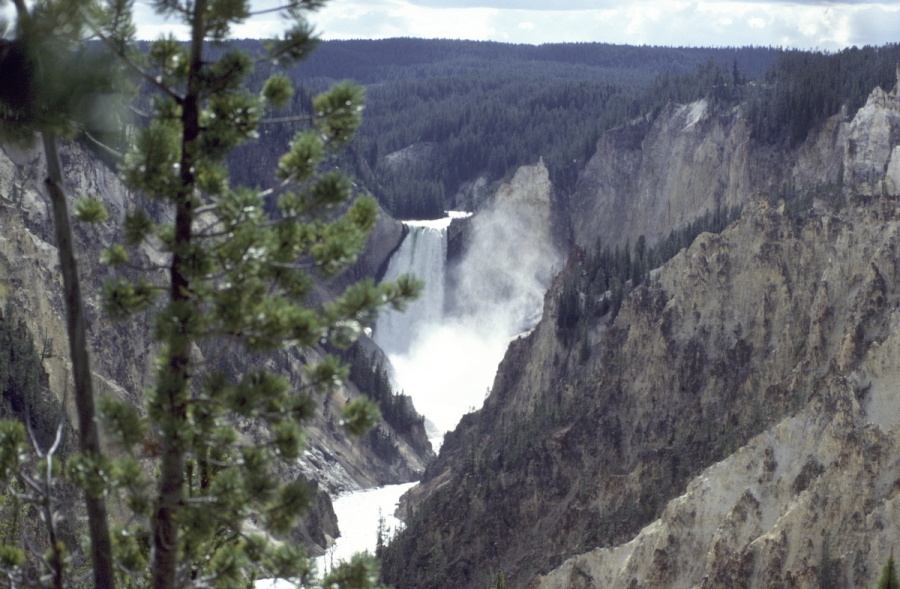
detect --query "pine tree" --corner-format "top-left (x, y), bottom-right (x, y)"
top-left (0, 3), bottom-right (126, 587)
top-left (0, 1), bottom-right (419, 588)
top-left (375, 510), bottom-right (386, 559)
top-left (875, 551), bottom-right (899, 589)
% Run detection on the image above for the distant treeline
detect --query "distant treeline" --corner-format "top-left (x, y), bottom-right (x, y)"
top-left (287, 39), bottom-right (777, 86)
top-left (132, 39), bottom-right (900, 221)
top-left (642, 43), bottom-right (900, 148)
top-left (221, 39), bottom-right (779, 219)
top-left (746, 44), bottom-right (900, 146)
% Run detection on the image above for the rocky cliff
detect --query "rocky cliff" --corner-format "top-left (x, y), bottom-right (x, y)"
top-left (530, 198), bottom-right (900, 589)
top-left (570, 72), bottom-right (900, 249)
top-left (570, 100), bottom-right (756, 248)
top-left (381, 80), bottom-right (900, 589)
top-left (0, 139), bottom-right (432, 556)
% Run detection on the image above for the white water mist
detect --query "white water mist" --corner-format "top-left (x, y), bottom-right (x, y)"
top-left (375, 162), bottom-right (561, 440)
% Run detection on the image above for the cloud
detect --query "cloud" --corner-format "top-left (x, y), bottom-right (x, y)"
top-left (846, 5), bottom-right (900, 47)
top-left (310, 0), bottom-right (500, 40)
top-left (403, 0), bottom-right (616, 9)
top-left (119, 0), bottom-right (900, 50)
top-left (401, 0), bottom-right (888, 7)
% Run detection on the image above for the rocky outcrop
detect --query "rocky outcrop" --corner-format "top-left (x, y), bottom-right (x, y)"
top-left (844, 85), bottom-right (900, 195)
top-left (382, 192), bottom-right (900, 589)
top-left (529, 370), bottom-right (900, 589)
top-left (0, 139), bottom-right (431, 555)
top-left (570, 71), bottom-right (900, 250)
top-left (289, 476), bottom-right (341, 557)
top-left (570, 100), bottom-right (759, 248)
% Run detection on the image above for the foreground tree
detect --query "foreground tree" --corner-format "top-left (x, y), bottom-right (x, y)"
top-left (0, 2), bottom-right (128, 587)
top-left (0, 0), bottom-right (418, 588)
top-left (869, 552), bottom-right (900, 589)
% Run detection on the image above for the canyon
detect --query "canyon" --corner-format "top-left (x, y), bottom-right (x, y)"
top-left (379, 67), bottom-right (900, 589)
top-left (4, 52), bottom-right (900, 589)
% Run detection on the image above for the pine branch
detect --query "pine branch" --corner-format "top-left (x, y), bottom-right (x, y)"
top-left (95, 31), bottom-right (184, 105)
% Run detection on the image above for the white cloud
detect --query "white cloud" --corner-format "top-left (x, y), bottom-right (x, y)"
top-left (309, 0), bottom-right (900, 49)
top-left (133, 1), bottom-right (189, 39)
top-left (310, 0), bottom-right (499, 40)
top-left (110, 0), bottom-right (900, 50)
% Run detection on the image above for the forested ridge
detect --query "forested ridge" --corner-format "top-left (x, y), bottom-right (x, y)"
top-left (174, 40), bottom-right (900, 221)
top-left (223, 39), bottom-right (779, 219)
top-left (747, 44), bottom-right (900, 145)
top-left (281, 38), bottom-right (776, 85)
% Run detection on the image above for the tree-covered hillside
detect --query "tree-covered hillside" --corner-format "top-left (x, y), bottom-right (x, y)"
top-left (158, 40), bottom-right (900, 221)
top-left (225, 39), bottom-right (779, 219)
top-left (285, 39), bottom-right (776, 86)
top-left (747, 43), bottom-right (900, 146)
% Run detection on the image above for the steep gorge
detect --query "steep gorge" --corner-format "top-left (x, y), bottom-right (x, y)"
top-left (381, 77), bottom-right (900, 588)
top-left (569, 71), bottom-right (900, 249)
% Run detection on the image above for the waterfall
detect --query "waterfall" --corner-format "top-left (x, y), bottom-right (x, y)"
top-left (373, 223), bottom-right (447, 356)
top-left (282, 203), bottom-right (559, 580)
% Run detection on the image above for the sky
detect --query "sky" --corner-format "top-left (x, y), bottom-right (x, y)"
top-left (123, 0), bottom-right (900, 51)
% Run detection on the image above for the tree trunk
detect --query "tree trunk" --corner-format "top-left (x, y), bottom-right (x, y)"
top-left (150, 2), bottom-right (206, 587)
top-left (42, 132), bottom-right (115, 589)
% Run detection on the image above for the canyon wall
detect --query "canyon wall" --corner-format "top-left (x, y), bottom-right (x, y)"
top-left (382, 80), bottom-right (900, 589)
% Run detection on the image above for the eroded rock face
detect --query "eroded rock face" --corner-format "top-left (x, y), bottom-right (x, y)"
top-left (382, 194), bottom-right (900, 589)
top-left (845, 86), bottom-right (900, 195)
top-left (570, 100), bottom-right (757, 249)
top-left (570, 75), bottom-right (900, 251)
top-left (0, 139), bottom-right (430, 555)
top-left (531, 350), bottom-right (900, 589)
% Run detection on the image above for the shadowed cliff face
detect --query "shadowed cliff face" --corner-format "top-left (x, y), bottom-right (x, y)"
top-left (0, 140), bottom-right (431, 556)
top-left (382, 193), bottom-right (900, 589)
top-left (530, 376), bottom-right (900, 589)
top-left (529, 199), bottom-right (900, 589)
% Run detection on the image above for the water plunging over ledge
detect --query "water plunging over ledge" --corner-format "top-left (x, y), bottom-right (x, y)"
top-left (258, 192), bottom-right (560, 584)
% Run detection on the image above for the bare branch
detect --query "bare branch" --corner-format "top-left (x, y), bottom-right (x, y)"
top-left (115, 260), bottom-right (172, 274)
top-left (46, 418), bottom-right (66, 459)
top-left (16, 473), bottom-right (44, 497)
top-left (261, 259), bottom-right (315, 270)
top-left (130, 104), bottom-right (152, 119)
top-left (81, 130), bottom-right (124, 160)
